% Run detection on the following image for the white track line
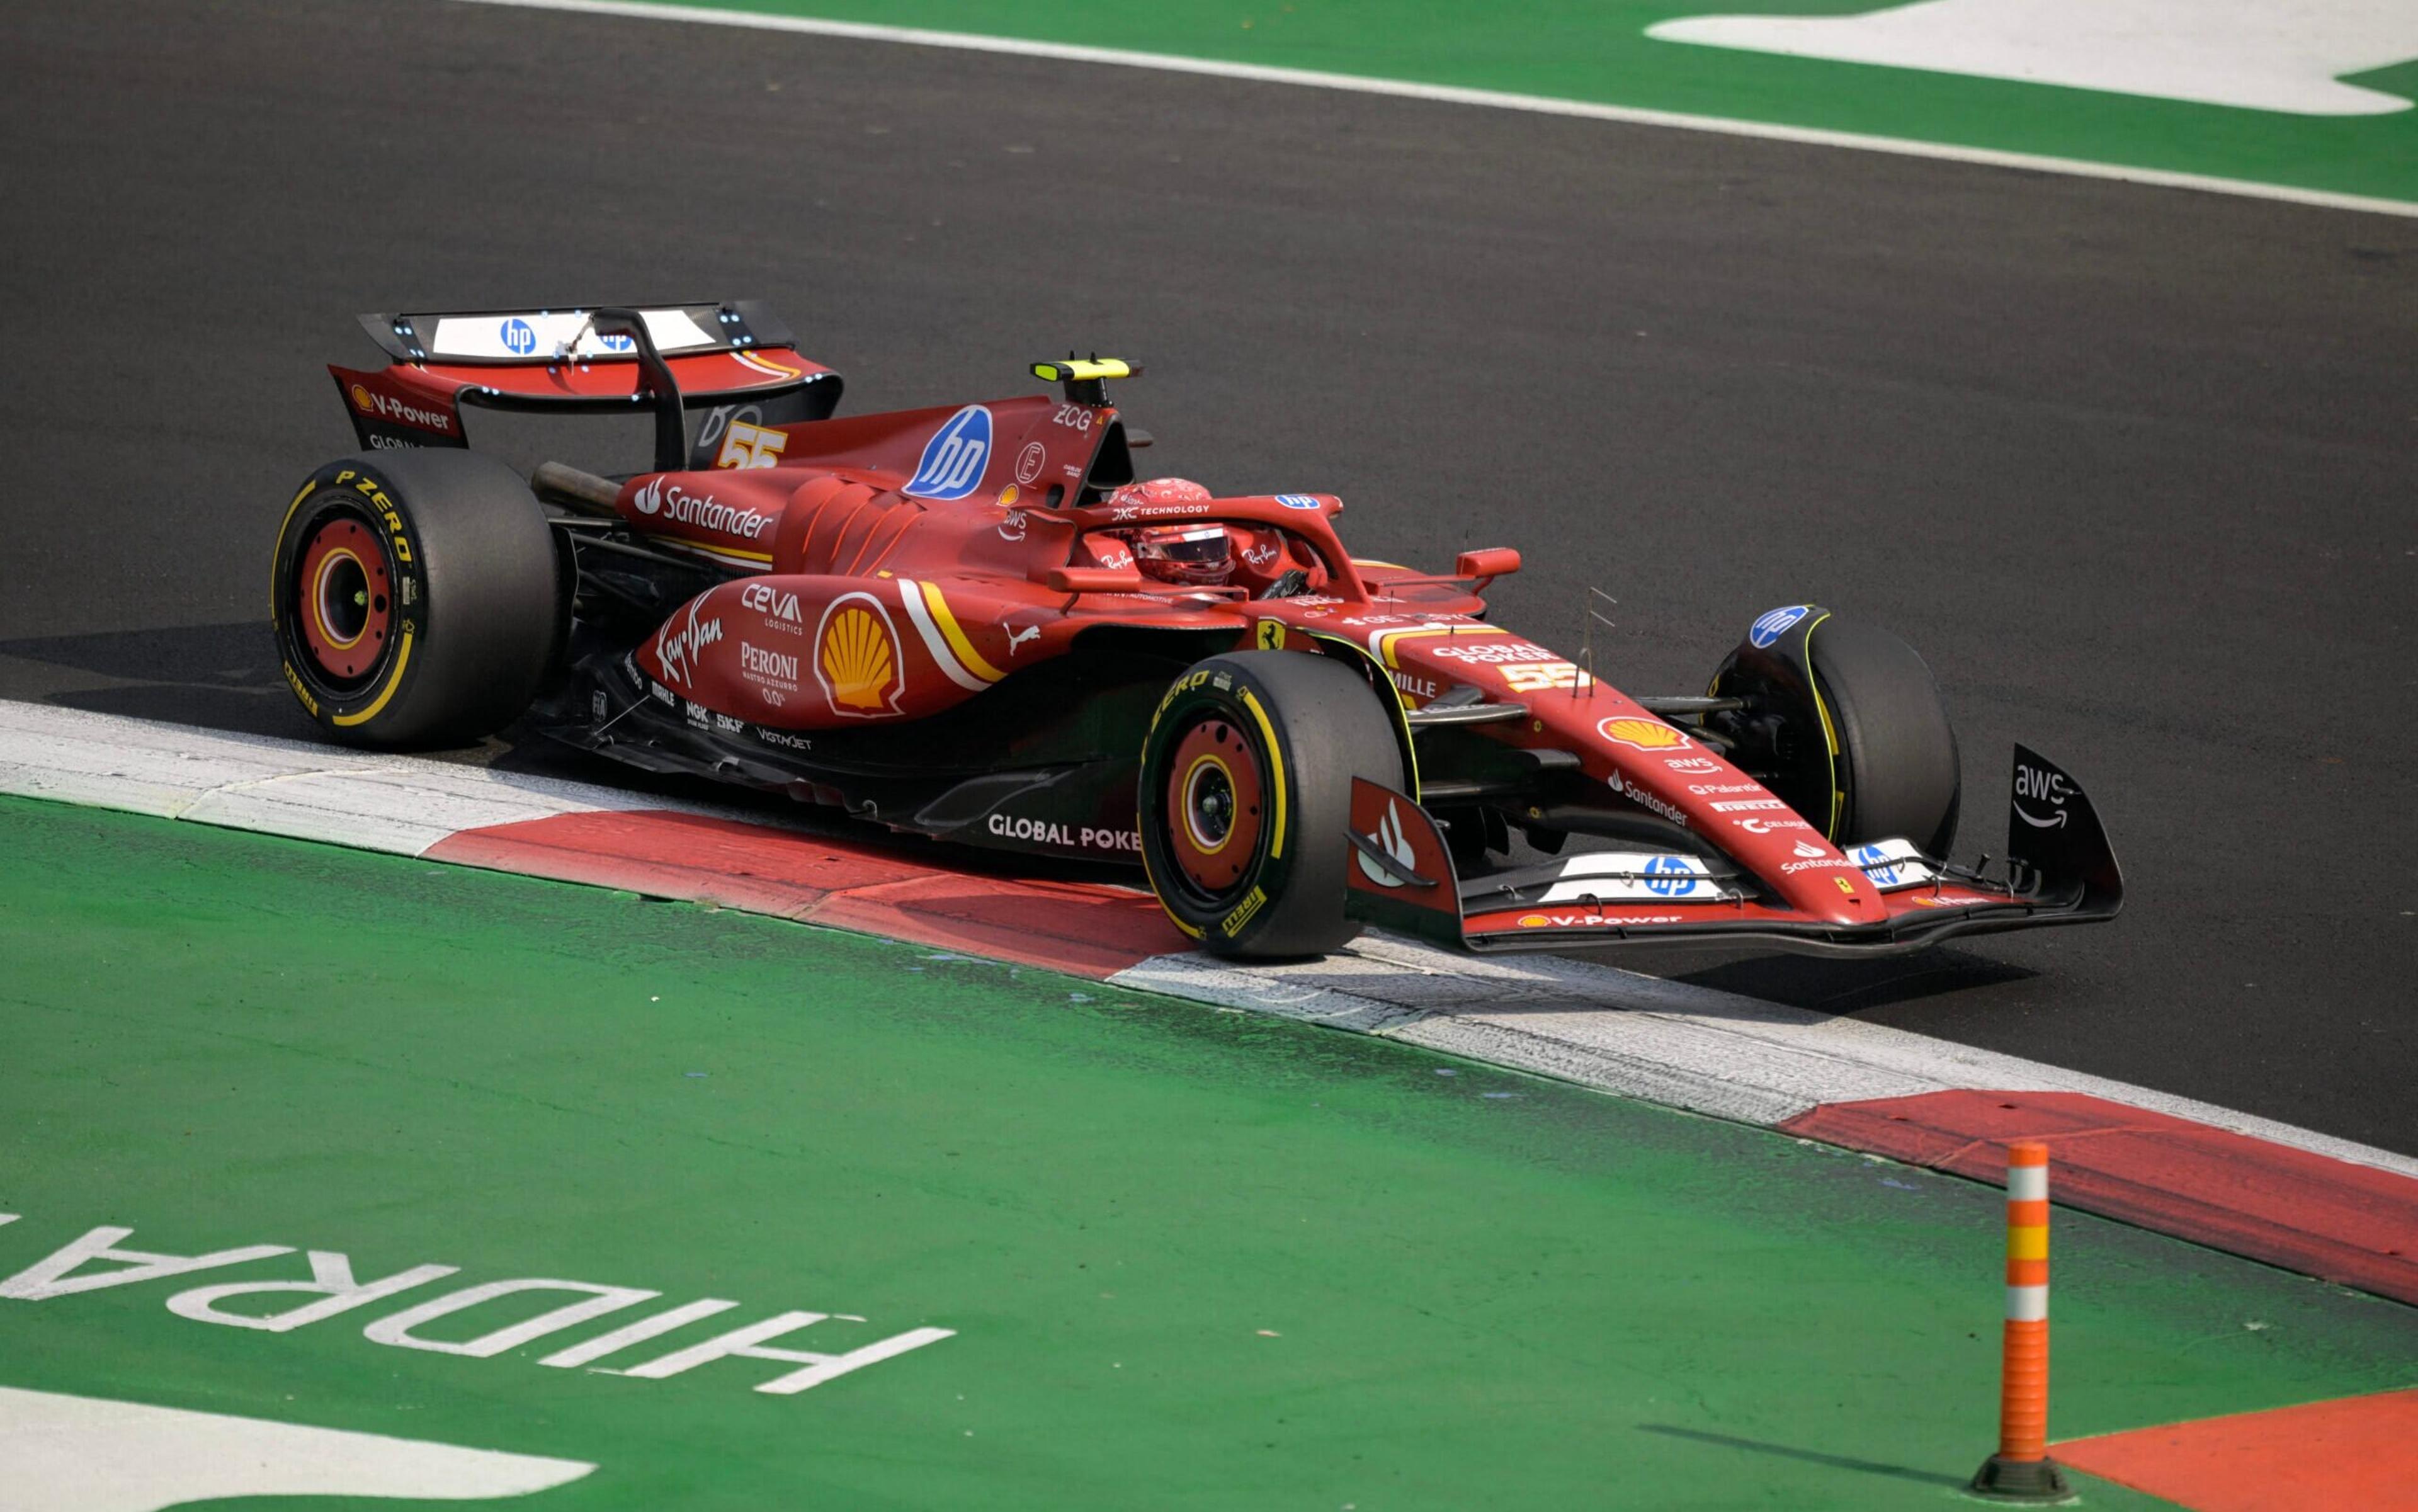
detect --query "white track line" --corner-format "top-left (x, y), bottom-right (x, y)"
top-left (449, 0), bottom-right (2418, 220)
top-left (0, 703), bottom-right (666, 856)
top-left (6, 699), bottom-right (2412, 1181)
top-left (1111, 940), bottom-right (2418, 1180)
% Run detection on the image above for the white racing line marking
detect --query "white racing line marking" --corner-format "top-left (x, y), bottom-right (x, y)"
top-left (0, 1385), bottom-right (592, 1511)
top-left (4, 699), bottom-right (2412, 1181)
top-left (1111, 937), bottom-right (2418, 1180)
top-left (1649, 0), bottom-right (2418, 118)
top-left (0, 702), bottom-right (719, 856)
top-left (446, 0), bottom-right (2418, 219)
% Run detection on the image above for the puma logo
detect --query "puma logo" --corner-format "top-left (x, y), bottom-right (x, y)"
top-left (1006, 624), bottom-right (1041, 656)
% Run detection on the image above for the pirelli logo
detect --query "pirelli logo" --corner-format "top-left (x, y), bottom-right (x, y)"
top-left (1220, 886), bottom-right (1269, 938)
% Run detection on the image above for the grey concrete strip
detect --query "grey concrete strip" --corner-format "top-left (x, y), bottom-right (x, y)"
top-left (1110, 938), bottom-right (2418, 1179)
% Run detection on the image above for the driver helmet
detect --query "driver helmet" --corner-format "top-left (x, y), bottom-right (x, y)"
top-left (1104, 477), bottom-right (1213, 510)
top-left (1127, 523), bottom-right (1233, 586)
top-left (1103, 479), bottom-right (1227, 586)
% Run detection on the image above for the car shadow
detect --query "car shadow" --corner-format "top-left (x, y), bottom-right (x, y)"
top-left (1633, 1424), bottom-right (1967, 1491)
top-left (1620, 945), bottom-right (2037, 1015)
top-left (0, 623), bottom-right (2038, 1010)
top-left (0, 621), bottom-right (302, 738)
top-left (0, 622), bottom-right (1142, 892)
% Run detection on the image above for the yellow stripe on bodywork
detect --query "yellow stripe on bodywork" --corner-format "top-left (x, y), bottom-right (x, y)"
top-left (919, 581), bottom-right (1005, 683)
top-left (1371, 623), bottom-right (1509, 669)
top-left (734, 348), bottom-right (805, 380)
top-left (659, 538), bottom-right (774, 566)
top-left (1238, 688), bottom-right (1289, 860)
top-left (1308, 634), bottom-right (1421, 802)
top-left (332, 628), bottom-right (414, 727)
top-left (1802, 612), bottom-right (1844, 838)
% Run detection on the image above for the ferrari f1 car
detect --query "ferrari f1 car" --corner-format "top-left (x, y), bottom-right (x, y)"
top-left (275, 300), bottom-right (2121, 960)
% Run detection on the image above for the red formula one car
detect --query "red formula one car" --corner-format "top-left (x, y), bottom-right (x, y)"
top-left (273, 300), bottom-right (2121, 959)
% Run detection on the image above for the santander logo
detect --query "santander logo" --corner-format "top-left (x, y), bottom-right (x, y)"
top-left (1356, 800), bottom-right (1416, 888)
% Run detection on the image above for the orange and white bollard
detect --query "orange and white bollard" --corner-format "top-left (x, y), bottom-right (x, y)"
top-left (1970, 1142), bottom-right (2072, 1501)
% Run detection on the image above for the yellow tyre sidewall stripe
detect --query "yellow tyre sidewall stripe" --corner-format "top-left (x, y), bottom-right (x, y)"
top-left (330, 628), bottom-right (414, 727)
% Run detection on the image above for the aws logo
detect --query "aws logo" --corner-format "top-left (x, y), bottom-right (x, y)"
top-left (815, 593), bottom-right (904, 716)
top-left (904, 406), bottom-right (992, 500)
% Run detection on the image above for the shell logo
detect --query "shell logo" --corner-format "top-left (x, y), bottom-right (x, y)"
top-left (1517, 914), bottom-right (1552, 928)
top-left (815, 594), bottom-right (904, 716)
top-left (348, 384), bottom-right (373, 412)
top-left (1598, 716), bottom-right (1692, 752)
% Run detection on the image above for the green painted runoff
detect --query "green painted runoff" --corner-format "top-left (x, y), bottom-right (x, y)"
top-left (2, 795), bottom-right (2412, 1508)
top-left (643, 0), bottom-right (2418, 206)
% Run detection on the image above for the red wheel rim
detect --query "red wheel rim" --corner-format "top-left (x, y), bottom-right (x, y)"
top-left (1164, 717), bottom-right (1264, 897)
top-left (294, 516), bottom-right (393, 683)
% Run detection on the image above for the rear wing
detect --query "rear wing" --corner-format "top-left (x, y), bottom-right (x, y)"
top-left (329, 300), bottom-right (841, 469)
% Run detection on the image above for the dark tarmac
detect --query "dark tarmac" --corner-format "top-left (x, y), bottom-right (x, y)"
top-left (2, 1), bottom-right (2410, 1149)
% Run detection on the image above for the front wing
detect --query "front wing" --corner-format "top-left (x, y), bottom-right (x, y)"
top-left (1344, 745), bottom-right (2122, 958)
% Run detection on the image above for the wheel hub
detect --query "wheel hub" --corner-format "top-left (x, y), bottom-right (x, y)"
top-left (293, 515), bottom-right (394, 685)
top-left (1164, 718), bottom-right (1263, 897)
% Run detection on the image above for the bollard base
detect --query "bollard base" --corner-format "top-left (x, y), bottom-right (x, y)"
top-left (1968, 1453), bottom-right (2072, 1502)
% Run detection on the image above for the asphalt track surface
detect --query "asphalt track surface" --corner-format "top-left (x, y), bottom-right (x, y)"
top-left (1, 1), bottom-right (2411, 1151)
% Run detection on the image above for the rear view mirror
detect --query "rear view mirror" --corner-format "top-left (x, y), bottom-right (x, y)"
top-left (1455, 548), bottom-right (1521, 582)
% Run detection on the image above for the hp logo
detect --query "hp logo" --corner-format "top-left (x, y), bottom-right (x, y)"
top-left (1642, 855), bottom-right (1698, 897)
top-left (904, 406), bottom-right (994, 500)
top-left (1749, 605), bottom-right (1811, 649)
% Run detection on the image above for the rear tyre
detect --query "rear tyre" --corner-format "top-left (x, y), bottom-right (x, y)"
top-left (1710, 613), bottom-right (1960, 856)
top-left (271, 450), bottom-right (562, 747)
top-left (1139, 651), bottom-right (1405, 959)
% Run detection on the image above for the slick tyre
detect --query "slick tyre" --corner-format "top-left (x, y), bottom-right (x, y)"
top-left (1806, 620), bottom-right (1961, 856)
top-left (1140, 651), bottom-right (1404, 960)
top-left (271, 451), bottom-right (562, 747)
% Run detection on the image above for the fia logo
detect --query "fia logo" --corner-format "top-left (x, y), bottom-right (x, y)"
top-left (1355, 800), bottom-right (1416, 889)
top-left (905, 406), bottom-right (993, 500)
top-left (499, 317), bottom-right (537, 356)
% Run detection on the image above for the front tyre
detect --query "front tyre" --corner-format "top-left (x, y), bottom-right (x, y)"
top-left (1139, 651), bottom-right (1405, 960)
top-left (271, 450), bottom-right (562, 747)
top-left (1709, 608), bottom-right (1960, 856)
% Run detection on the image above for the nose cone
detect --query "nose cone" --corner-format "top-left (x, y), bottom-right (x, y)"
top-left (1762, 837), bottom-right (1881, 923)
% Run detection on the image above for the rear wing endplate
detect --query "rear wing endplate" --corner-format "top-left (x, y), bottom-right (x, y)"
top-left (329, 300), bottom-right (841, 469)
